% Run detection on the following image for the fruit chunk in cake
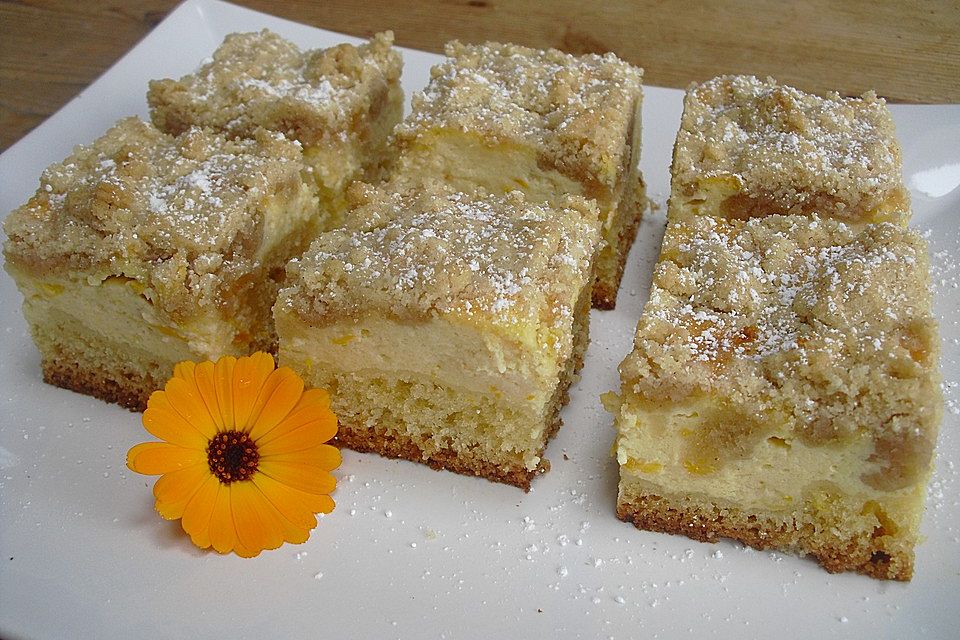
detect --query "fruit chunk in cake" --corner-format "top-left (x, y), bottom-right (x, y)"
top-left (611, 213), bottom-right (941, 580)
top-left (275, 185), bottom-right (600, 490)
top-left (3, 118), bottom-right (318, 410)
top-left (389, 41), bottom-right (645, 309)
top-left (670, 75), bottom-right (910, 224)
top-left (148, 30), bottom-right (403, 227)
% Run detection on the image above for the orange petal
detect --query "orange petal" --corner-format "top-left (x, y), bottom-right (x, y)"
top-left (207, 483), bottom-right (237, 554)
top-left (252, 473), bottom-right (327, 527)
top-left (172, 360), bottom-right (197, 383)
top-left (148, 389), bottom-right (217, 438)
top-left (249, 483), bottom-right (311, 545)
top-left (153, 463), bottom-right (210, 520)
top-left (255, 388), bottom-right (336, 444)
top-left (145, 389), bottom-right (165, 409)
top-left (164, 377), bottom-right (218, 437)
top-left (256, 413), bottom-right (338, 454)
top-left (180, 474), bottom-right (220, 549)
top-left (214, 356), bottom-right (237, 431)
top-left (315, 494), bottom-right (335, 514)
top-left (246, 368), bottom-right (305, 442)
top-left (230, 480), bottom-right (285, 555)
top-left (232, 538), bottom-right (258, 559)
top-left (127, 442), bottom-right (205, 475)
top-left (233, 352), bottom-right (277, 430)
top-left (295, 387), bottom-right (332, 413)
top-left (142, 402), bottom-right (210, 449)
top-left (193, 361), bottom-right (224, 433)
top-left (262, 444), bottom-right (341, 471)
top-left (258, 460), bottom-right (336, 495)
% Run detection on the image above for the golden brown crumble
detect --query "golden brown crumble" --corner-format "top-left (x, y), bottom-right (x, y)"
top-left (621, 214), bottom-right (941, 490)
top-left (672, 75), bottom-right (909, 223)
top-left (393, 40), bottom-right (643, 195)
top-left (148, 30), bottom-right (402, 147)
top-left (616, 490), bottom-right (916, 580)
top-left (3, 117), bottom-right (316, 321)
top-left (278, 184), bottom-right (600, 329)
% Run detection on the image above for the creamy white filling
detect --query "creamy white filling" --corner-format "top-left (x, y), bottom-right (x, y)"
top-left (276, 313), bottom-right (559, 402)
top-left (614, 399), bottom-right (923, 523)
top-left (276, 312), bottom-right (566, 471)
top-left (399, 132), bottom-right (590, 202)
top-left (15, 273), bottom-right (234, 362)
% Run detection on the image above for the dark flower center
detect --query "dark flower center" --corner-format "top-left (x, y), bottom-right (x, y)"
top-left (207, 431), bottom-right (259, 484)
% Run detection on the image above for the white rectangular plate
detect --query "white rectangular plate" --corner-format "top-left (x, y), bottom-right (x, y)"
top-left (1, 1), bottom-right (959, 637)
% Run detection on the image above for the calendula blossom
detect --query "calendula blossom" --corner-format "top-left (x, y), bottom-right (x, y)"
top-left (127, 352), bottom-right (340, 557)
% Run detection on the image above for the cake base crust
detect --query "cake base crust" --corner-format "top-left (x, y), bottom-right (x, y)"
top-left (616, 491), bottom-right (913, 581)
top-left (334, 417), bottom-right (560, 491)
top-left (334, 338), bottom-right (578, 491)
top-left (333, 315), bottom-right (584, 490)
top-left (331, 277), bottom-right (593, 491)
top-left (42, 357), bottom-right (158, 412)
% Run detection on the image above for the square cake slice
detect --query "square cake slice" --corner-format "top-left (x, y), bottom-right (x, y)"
top-left (148, 30), bottom-right (403, 227)
top-left (275, 186), bottom-right (601, 489)
top-left (389, 41), bottom-right (645, 309)
top-left (610, 213), bottom-right (941, 580)
top-left (670, 75), bottom-right (910, 225)
top-left (3, 118), bottom-right (318, 410)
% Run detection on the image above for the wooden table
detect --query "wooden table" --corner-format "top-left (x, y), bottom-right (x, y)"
top-left (1, 0), bottom-right (958, 152)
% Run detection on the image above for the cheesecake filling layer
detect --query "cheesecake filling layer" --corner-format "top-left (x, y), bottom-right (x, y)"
top-left (277, 314), bottom-right (564, 471)
top-left (397, 131), bottom-right (586, 203)
top-left (615, 398), bottom-right (928, 537)
top-left (15, 272), bottom-right (221, 363)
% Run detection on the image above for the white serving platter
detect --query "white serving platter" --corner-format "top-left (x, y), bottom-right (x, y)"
top-left (1, 1), bottom-right (958, 638)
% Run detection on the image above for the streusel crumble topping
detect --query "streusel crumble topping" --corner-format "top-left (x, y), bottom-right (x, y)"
top-left (280, 185), bottom-right (600, 329)
top-left (394, 41), bottom-right (643, 192)
top-left (4, 117), bottom-right (315, 317)
top-left (148, 30), bottom-right (401, 145)
top-left (672, 75), bottom-right (908, 221)
top-left (621, 214), bottom-right (940, 489)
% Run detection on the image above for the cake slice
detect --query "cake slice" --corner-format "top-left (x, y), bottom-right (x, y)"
top-left (148, 30), bottom-right (403, 227)
top-left (670, 75), bottom-right (910, 224)
top-left (3, 118), bottom-right (318, 410)
top-left (275, 185), bottom-right (601, 489)
top-left (611, 213), bottom-right (942, 580)
top-left (389, 41), bottom-right (645, 309)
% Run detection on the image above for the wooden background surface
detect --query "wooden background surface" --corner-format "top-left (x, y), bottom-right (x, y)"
top-left (1, 0), bottom-right (958, 153)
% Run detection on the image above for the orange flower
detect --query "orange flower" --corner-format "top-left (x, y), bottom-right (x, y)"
top-left (127, 352), bottom-right (340, 557)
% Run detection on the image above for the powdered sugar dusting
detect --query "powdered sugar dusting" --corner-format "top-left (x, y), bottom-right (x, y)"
top-left (623, 213), bottom-right (939, 453)
top-left (282, 187), bottom-right (600, 331)
top-left (148, 30), bottom-right (401, 146)
top-left (4, 117), bottom-right (312, 314)
top-left (394, 40), bottom-right (642, 190)
top-left (674, 75), bottom-right (906, 221)
top-left (647, 215), bottom-right (925, 366)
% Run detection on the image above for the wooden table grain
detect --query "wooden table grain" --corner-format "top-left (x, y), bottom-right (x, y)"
top-left (1, 0), bottom-right (958, 153)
